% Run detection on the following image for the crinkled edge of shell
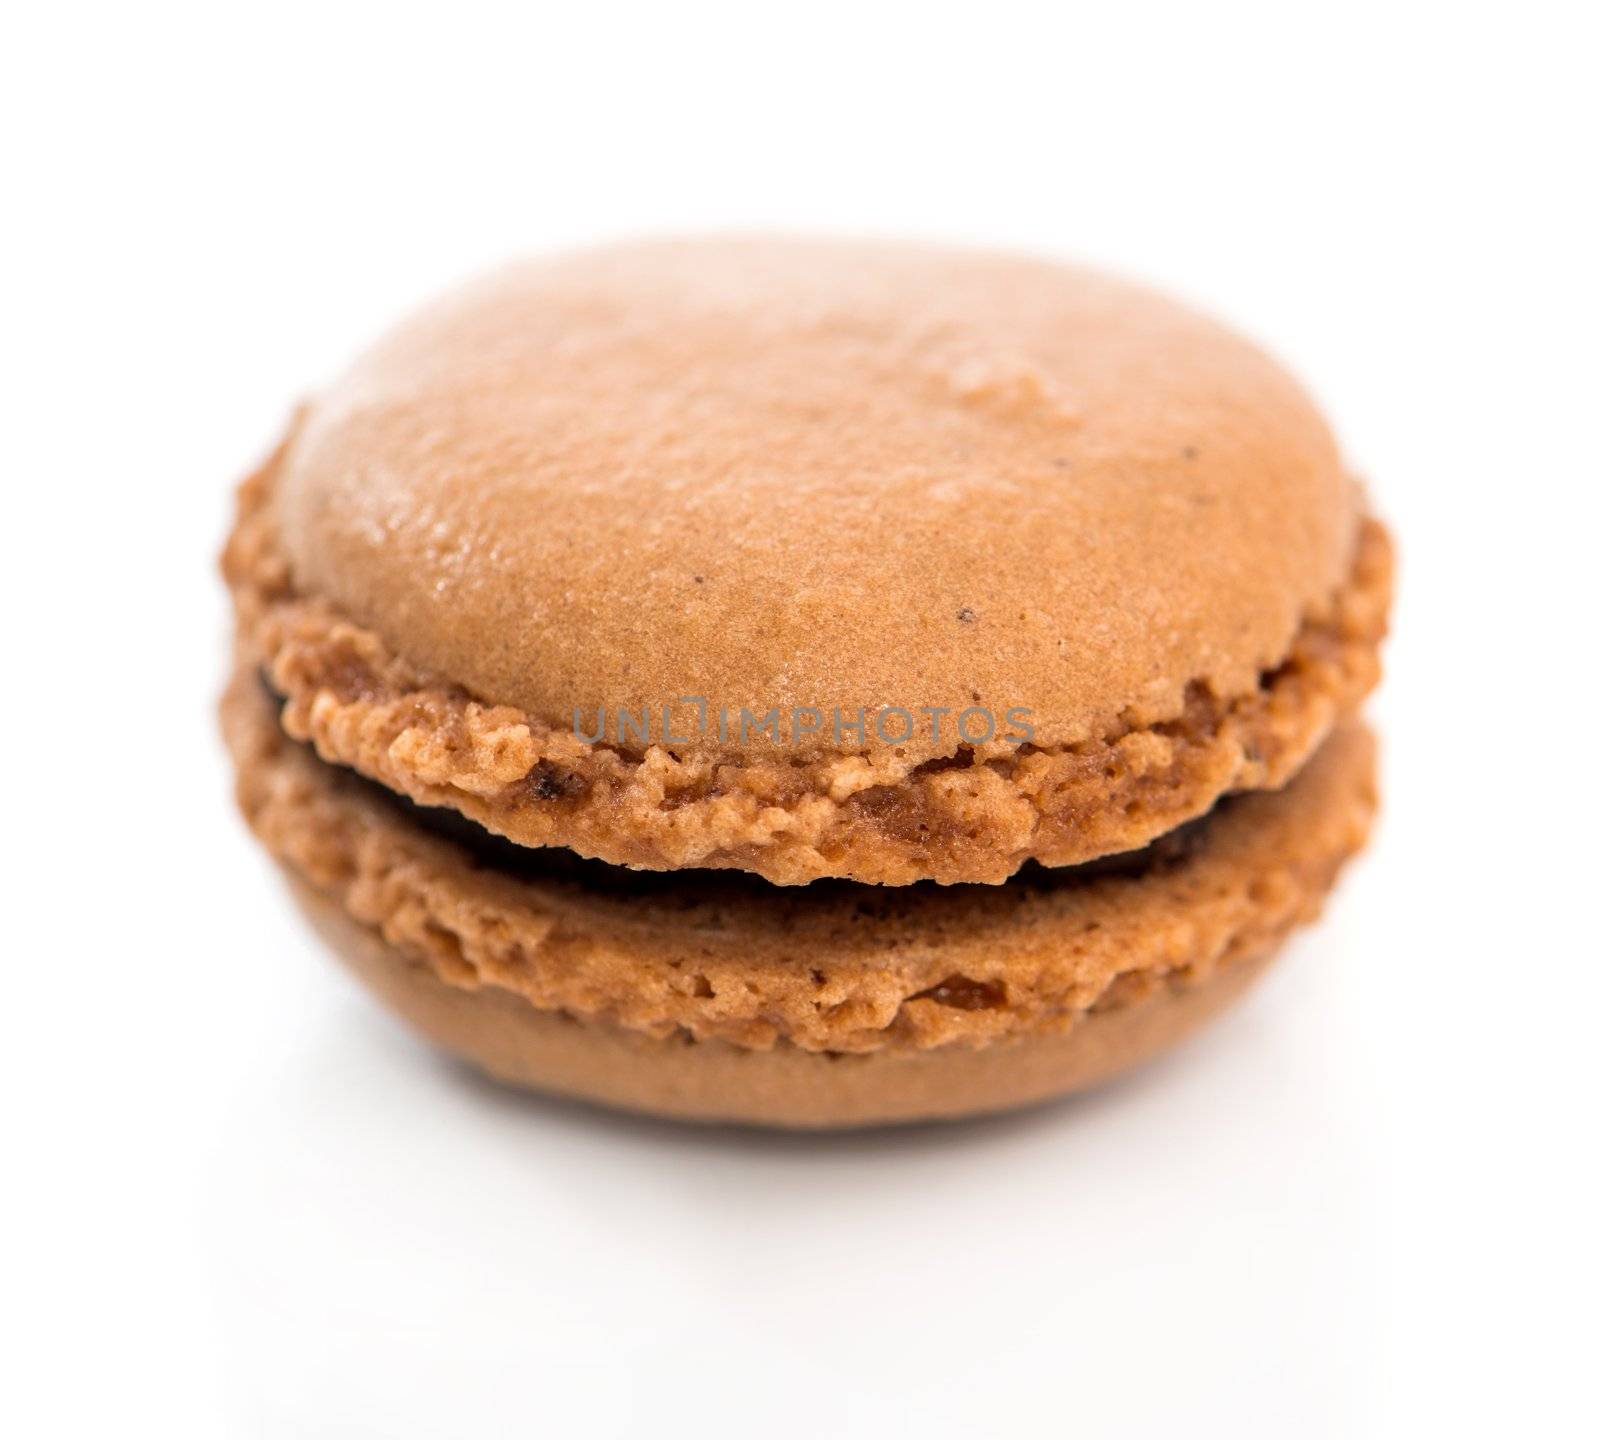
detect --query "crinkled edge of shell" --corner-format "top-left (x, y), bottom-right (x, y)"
top-left (224, 661), bottom-right (1377, 1053)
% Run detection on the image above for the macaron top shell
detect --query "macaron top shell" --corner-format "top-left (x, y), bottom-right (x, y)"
top-left (275, 236), bottom-right (1358, 762)
top-left (230, 237), bottom-right (1391, 885)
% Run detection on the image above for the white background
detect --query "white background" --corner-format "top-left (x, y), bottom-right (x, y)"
top-left (5, 4), bottom-right (1596, 1436)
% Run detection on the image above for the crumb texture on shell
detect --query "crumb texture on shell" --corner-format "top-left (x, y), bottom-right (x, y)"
top-left (223, 664), bottom-right (1377, 1055)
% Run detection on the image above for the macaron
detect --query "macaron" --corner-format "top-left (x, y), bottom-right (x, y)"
top-left (222, 237), bottom-right (1391, 1127)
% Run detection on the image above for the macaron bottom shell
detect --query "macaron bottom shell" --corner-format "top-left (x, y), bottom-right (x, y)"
top-left (228, 661), bottom-right (1376, 1126)
top-left (296, 876), bottom-right (1281, 1129)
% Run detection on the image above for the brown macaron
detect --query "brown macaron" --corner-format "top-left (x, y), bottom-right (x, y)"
top-left (223, 236), bottom-right (1391, 1127)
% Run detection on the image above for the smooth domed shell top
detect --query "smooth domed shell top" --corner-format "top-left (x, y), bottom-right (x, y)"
top-left (274, 237), bottom-right (1359, 764)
